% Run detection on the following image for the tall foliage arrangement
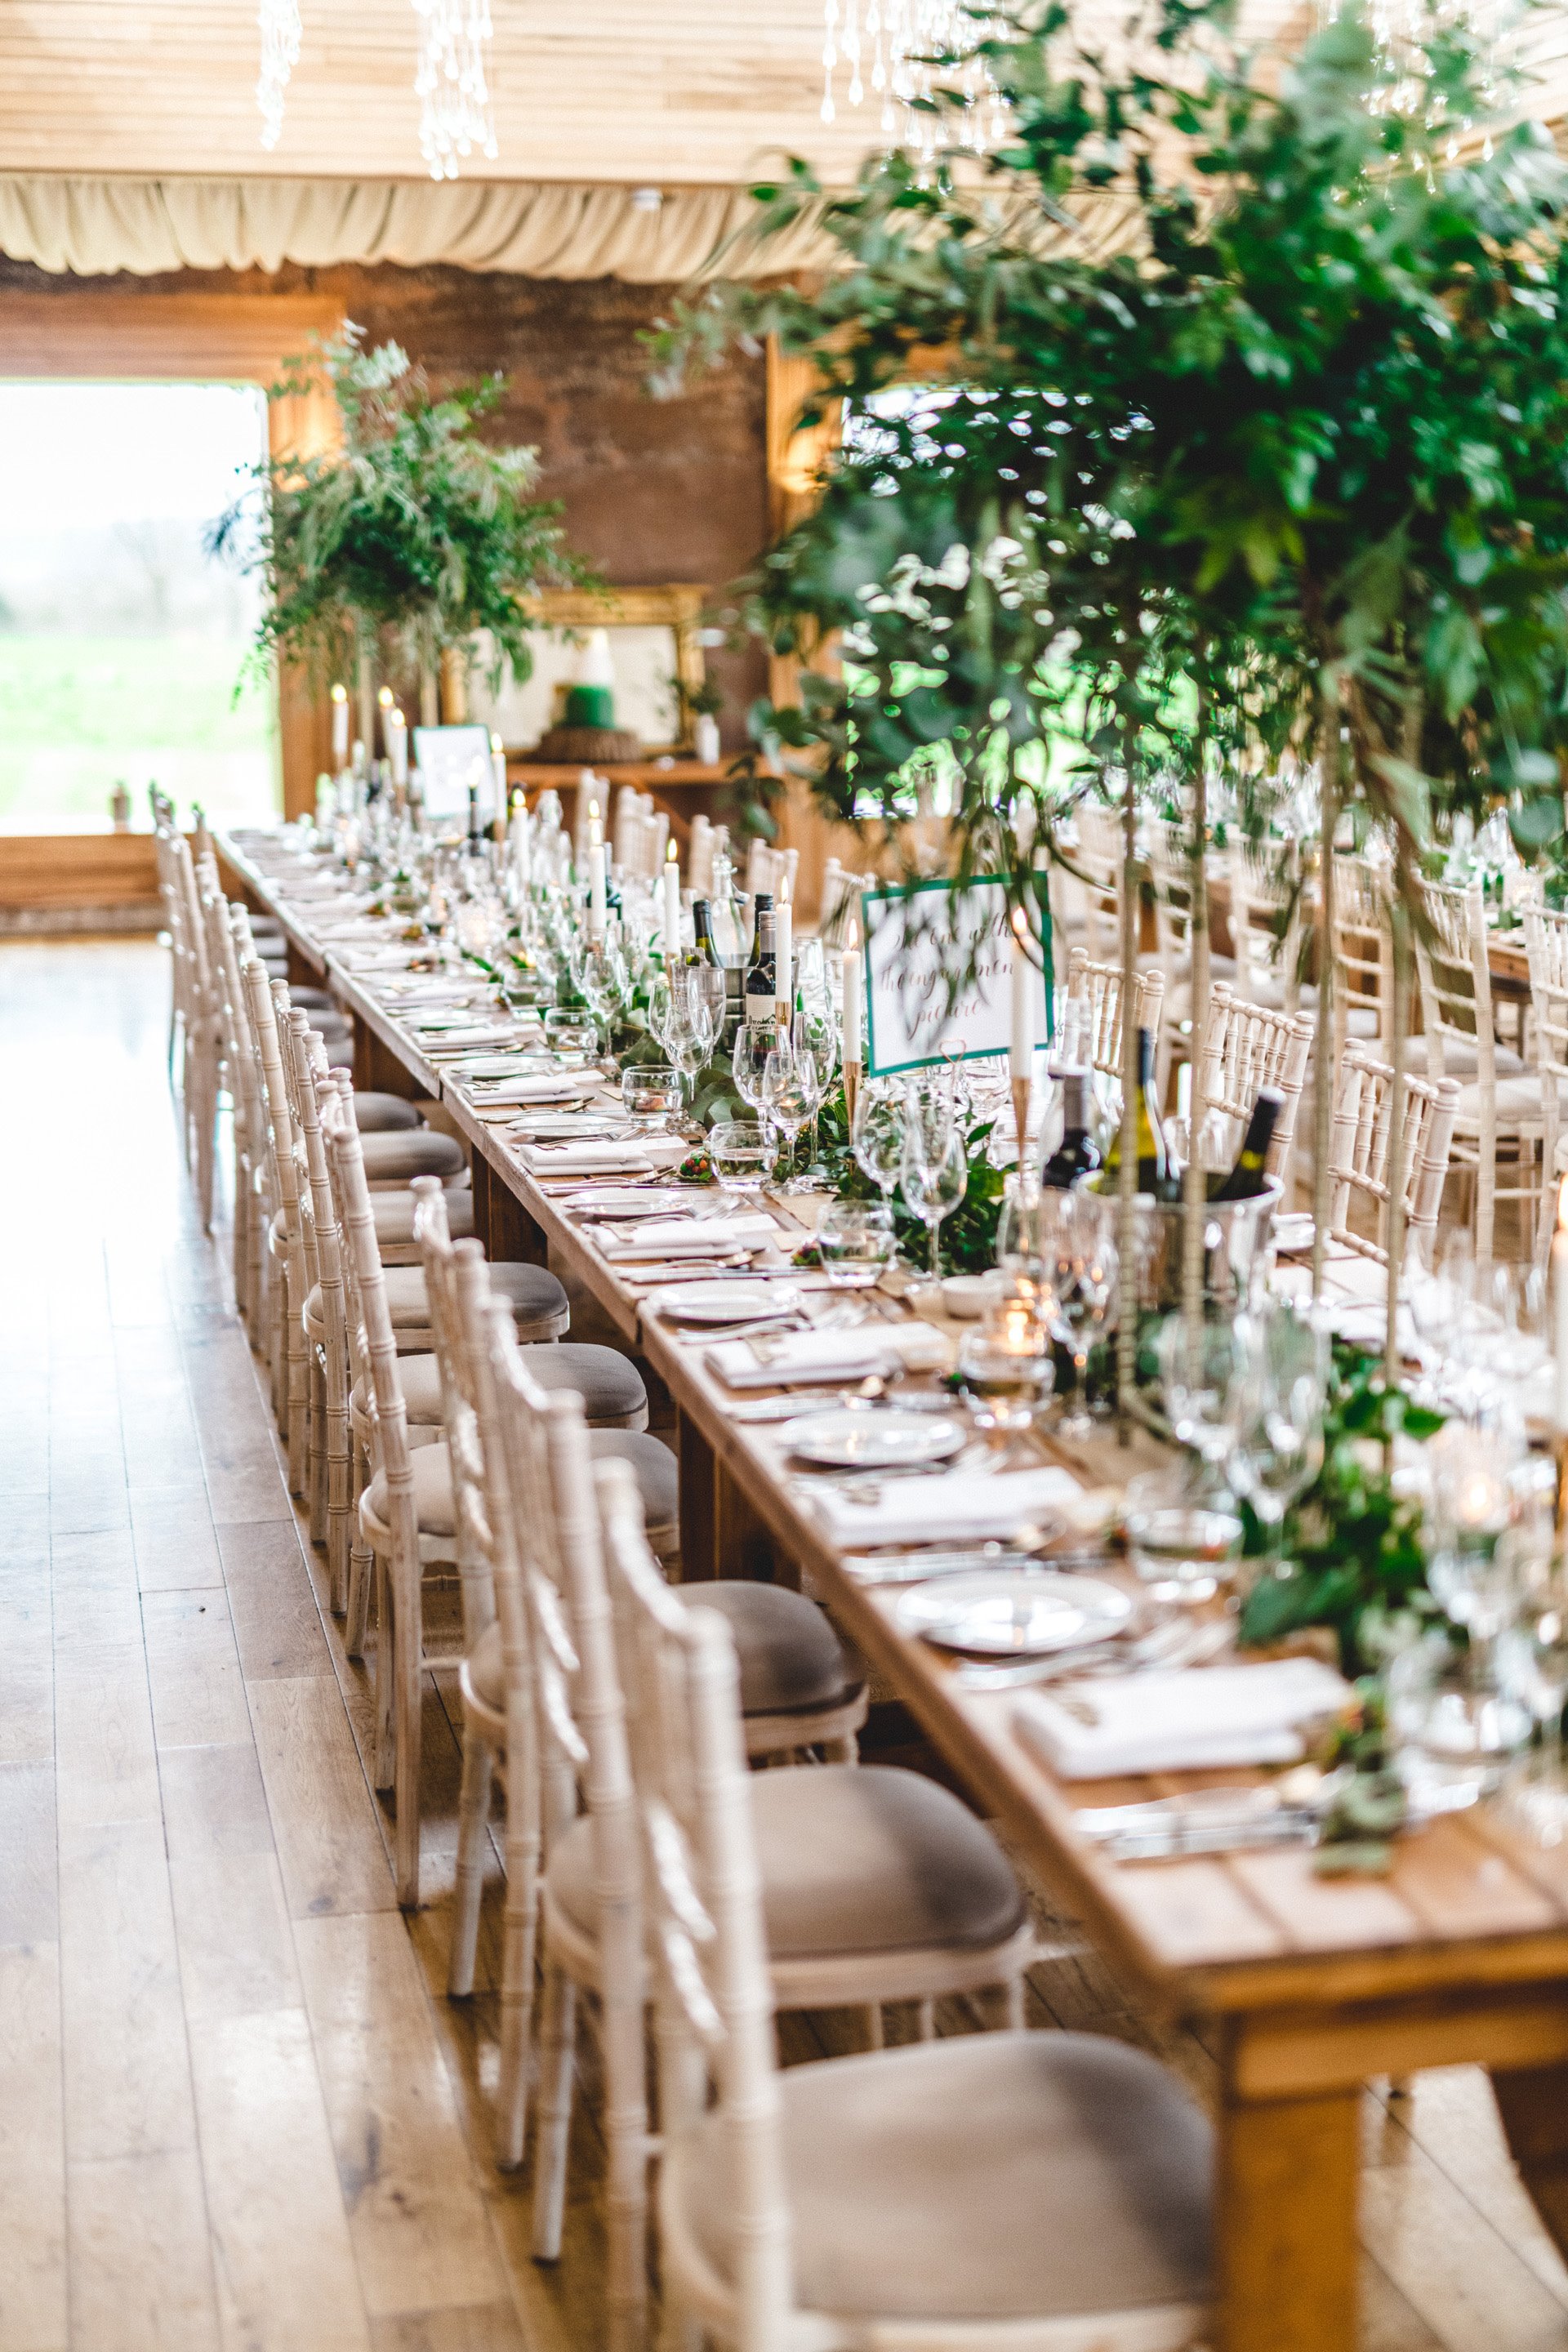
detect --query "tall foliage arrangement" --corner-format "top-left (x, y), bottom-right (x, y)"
top-left (212, 325), bottom-right (586, 712)
top-left (656, 0), bottom-right (1568, 1382)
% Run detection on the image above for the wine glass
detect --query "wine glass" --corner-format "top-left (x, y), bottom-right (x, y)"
top-left (1155, 1315), bottom-right (1249, 1484)
top-left (1040, 1190), bottom-right (1117, 1437)
top-left (760, 1045), bottom-right (812, 1187)
top-left (852, 1080), bottom-right (906, 1204)
top-left (1225, 1308), bottom-right (1329, 1583)
top-left (900, 1089), bottom-right (968, 1285)
top-left (1498, 1547), bottom-right (1568, 1843)
top-left (786, 1021), bottom-right (831, 1185)
top-left (731, 1022), bottom-right (777, 1134)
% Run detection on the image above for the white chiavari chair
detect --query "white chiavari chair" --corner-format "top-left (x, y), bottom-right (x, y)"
top-left (1325, 851), bottom-right (1394, 1052)
top-left (195, 859), bottom-right (266, 1325)
top-left (1227, 833), bottom-right (1303, 1013)
top-left (595, 1460), bottom-right (1214, 2352)
top-left (521, 1440), bottom-right (1035, 2341)
top-left (243, 955), bottom-right (312, 1467)
top-left (1196, 982), bottom-right (1314, 1188)
top-left (170, 832), bottom-right (221, 1227)
top-left (1525, 898), bottom-right (1568, 1247)
top-left (1065, 947), bottom-right (1166, 1083)
top-left (1327, 1045), bottom-right (1462, 1267)
top-left (1066, 800), bottom-right (1125, 963)
top-left (1415, 876), bottom-right (1541, 1259)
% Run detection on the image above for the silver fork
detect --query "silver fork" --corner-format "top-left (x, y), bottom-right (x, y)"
top-left (951, 1615), bottom-right (1232, 1692)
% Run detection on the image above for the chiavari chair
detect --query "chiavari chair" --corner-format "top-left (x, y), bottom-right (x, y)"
top-left (1064, 947), bottom-right (1166, 1083)
top-left (1327, 1044), bottom-right (1462, 1267)
top-left (1227, 832), bottom-right (1303, 1013)
top-left (1195, 982), bottom-right (1314, 1188)
top-left (1525, 898), bottom-right (1568, 1248)
top-left (1415, 876), bottom-right (1541, 1258)
top-left (597, 1459), bottom-right (1213, 2352)
top-left (515, 1421), bottom-right (1034, 2341)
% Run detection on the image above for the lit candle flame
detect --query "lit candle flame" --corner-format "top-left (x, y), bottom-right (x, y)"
top-left (491, 729), bottom-right (504, 753)
top-left (376, 685), bottom-right (394, 710)
top-left (330, 682), bottom-right (347, 705)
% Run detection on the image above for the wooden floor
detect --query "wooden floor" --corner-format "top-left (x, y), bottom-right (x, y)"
top-left (4, 937), bottom-right (1568, 2352)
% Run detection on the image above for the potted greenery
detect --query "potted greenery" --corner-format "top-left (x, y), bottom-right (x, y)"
top-left (212, 324), bottom-right (589, 738)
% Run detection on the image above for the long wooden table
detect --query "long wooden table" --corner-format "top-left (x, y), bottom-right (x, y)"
top-left (220, 828), bottom-right (1568, 2352)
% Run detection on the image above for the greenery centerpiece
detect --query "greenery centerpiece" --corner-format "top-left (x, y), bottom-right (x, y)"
top-left (212, 325), bottom-right (589, 737)
top-left (656, 0), bottom-right (1568, 1408)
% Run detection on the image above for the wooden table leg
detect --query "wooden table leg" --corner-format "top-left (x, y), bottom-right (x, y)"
top-left (676, 1410), bottom-right (718, 1584)
top-left (1492, 2063), bottom-right (1568, 2261)
top-left (1216, 2073), bottom-right (1360, 2352)
top-left (354, 1018), bottom-right (424, 1102)
top-left (716, 1458), bottom-right (781, 1586)
top-left (471, 1156), bottom-right (548, 1265)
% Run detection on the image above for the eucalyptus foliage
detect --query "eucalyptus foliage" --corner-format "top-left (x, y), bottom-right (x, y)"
top-left (653, 0), bottom-right (1568, 889)
top-left (211, 325), bottom-right (586, 692)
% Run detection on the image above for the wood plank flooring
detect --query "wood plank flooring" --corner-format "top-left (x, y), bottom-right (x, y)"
top-left (2, 935), bottom-right (1567, 2351)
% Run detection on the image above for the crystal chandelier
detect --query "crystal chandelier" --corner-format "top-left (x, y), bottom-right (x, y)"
top-left (821, 0), bottom-right (1005, 162)
top-left (256, 0), bottom-right (302, 149)
top-left (412, 0), bottom-right (499, 180)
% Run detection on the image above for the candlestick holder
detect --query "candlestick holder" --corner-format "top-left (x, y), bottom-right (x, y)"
top-left (844, 1060), bottom-right (862, 1131)
top-left (1011, 1074), bottom-right (1031, 1172)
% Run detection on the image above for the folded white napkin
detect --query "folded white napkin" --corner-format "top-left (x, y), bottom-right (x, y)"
top-left (470, 1072), bottom-right (606, 1105)
top-left (810, 1465), bottom-right (1081, 1549)
top-left (563, 1187), bottom-right (696, 1217)
top-left (421, 1027), bottom-right (525, 1051)
top-left (515, 1135), bottom-right (690, 1176)
top-left (1013, 1656), bottom-right (1350, 1780)
top-left (596, 1212), bottom-right (778, 1260)
top-left (708, 1321), bottom-right (951, 1391)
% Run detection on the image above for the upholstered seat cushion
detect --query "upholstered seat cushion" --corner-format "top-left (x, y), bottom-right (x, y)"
top-left (352, 1342), bottom-right (648, 1432)
top-left (549, 1764), bottom-right (1026, 1962)
top-left (700, 1583), bottom-right (859, 1717)
top-left (668, 2031), bottom-right (1213, 2328)
top-left (372, 1432), bottom-right (676, 1566)
top-left (369, 1188), bottom-right (474, 1247)
top-left (318, 1260), bottom-right (566, 1336)
top-left (1424, 1039), bottom-right (1525, 1080)
top-left (359, 1129), bottom-right (467, 1184)
top-left (1452, 1074), bottom-right (1544, 1128)
top-left (354, 1093), bottom-right (424, 1134)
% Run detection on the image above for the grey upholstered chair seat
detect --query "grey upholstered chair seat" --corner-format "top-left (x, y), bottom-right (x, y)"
top-left (669, 2029), bottom-right (1213, 2331)
top-left (359, 1129), bottom-right (467, 1185)
top-left (351, 1341), bottom-right (648, 1433)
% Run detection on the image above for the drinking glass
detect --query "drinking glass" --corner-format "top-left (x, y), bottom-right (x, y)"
top-left (1498, 1549), bottom-right (1568, 1844)
top-left (852, 1080), bottom-right (906, 1204)
top-left (621, 1065), bottom-right (683, 1129)
top-left (788, 1010), bottom-right (834, 1176)
top-left (1425, 1420), bottom-right (1526, 1637)
top-left (957, 1293), bottom-right (1054, 1432)
top-left (708, 1120), bottom-right (769, 1199)
top-left (1388, 1623), bottom-right (1531, 1815)
top-left (1224, 1310), bottom-right (1329, 1577)
top-left (1123, 1468), bottom-right (1244, 1607)
top-left (761, 1047), bottom-right (813, 1187)
top-left (900, 1093), bottom-right (968, 1282)
top-left (1040, 1190), bottom-right (1117, 1437)
top-left (544, 1012), bottom-right (599, 1067)
top-left (731, 1022), bottom-right (776, 1128)
top-left (1154, 1315), bottom-right (1249, 1480)
top-left (816, 1199), bottom-right (896, 1288)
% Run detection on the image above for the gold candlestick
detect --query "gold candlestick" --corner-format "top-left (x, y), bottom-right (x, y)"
top-left (1011, 1074), bottom-right (1031, 1170)
top-left (844, 1061), bottom-right (862, 1130)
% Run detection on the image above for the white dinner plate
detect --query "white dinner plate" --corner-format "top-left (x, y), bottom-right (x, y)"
top-left (895, 1569), bottom-right (1132, 1658)
top-left (444, 1054), bottom-right (547, 1077)
top-left (782, 1407), bottom-right (967, 1469)
top-left (563, 1187), bottom-right (696, 1215)
top-left (648, 1279), bottom-right (801, 1325)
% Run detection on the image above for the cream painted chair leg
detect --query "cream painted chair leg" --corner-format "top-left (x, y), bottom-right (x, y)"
top-left (1478, 1102), bottom-right (1497, 1263)
top-left (326, 1406), bottom-right (352, 1620)
top-left (530, 1965), bottom-right (579, 2260)
top-left (284, 1310), bottom-right (309, 1498)
top-left (345, 1526), bottom-right (373, 1657)
top-left (1005, 1970), bottom-right (1027, 2029)
top-left (916, 1998), bottom-right (936, 2040)
top-left (392, 1552), bottom-right (425, 1909)
top-left (497, 1791), bottom-right (543, 2172)
top-left (448, 1735), bottom-right (493, 2001)
top-left (372, 1552), bottom-right (396, 1790)
top-left (307, 1354), bottom-right (328, 1548)
top-left (862, 2004), bottom-right (884, 2051)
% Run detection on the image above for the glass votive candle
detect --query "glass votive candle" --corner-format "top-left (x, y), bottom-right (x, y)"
top-left (708, 1120), bottom-right (769, 1196)
top-left (957, 1292), bottom-right (1054, 1430)
top-left (621, 1065), bottom-right (683, 1128)
top-left (817, 1199), bottom-right (896, 1288)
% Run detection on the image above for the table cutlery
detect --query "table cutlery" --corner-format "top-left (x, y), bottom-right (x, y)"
top-left (952, 1615), bottom-right (1228, 1692)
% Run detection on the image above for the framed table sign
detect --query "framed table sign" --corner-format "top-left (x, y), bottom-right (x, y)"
top-left (861, 874), bottom-right (1054, 1077)
top-left (413, 724), bottom-right (495, 824)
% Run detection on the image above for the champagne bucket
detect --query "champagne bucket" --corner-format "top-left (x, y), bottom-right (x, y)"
top-left (1085, 1177), bottom-right (1284, 1313)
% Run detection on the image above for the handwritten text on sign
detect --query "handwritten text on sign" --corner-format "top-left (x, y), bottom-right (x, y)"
top-left (861, 876), bottom-right (1052, 1076)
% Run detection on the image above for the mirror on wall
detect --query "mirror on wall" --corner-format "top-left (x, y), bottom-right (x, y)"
top-left (469, 585), bottom-right (708, 757)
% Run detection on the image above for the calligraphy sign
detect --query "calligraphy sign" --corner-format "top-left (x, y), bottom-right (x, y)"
top-left (860, 875), bottom-right (1054, 1077)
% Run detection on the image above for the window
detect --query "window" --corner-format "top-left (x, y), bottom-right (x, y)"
top-left (0, 381), bottom-right (279, 831)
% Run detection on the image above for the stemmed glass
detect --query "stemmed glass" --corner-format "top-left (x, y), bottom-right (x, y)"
top-left (1498, 1547), bottom-right (1568, 1843)
top-left (761, 1045), bottom-right (813, 1191)
top-left (1225, 1307), bottom-right (1329, 1584)
top-left (1040, 1191), bottom-right (1117, 1437)
top-left (1155, 1315), bottom-right (1249, 1490)
top-left (900, 1084), bottom-right (968, 1284)
top-left (731, 1021), bottom-right (777, 1139)
top-left (852, 1080), bottom-right (905, 1205)
top-left (786, 1018), bottom-right (831, 1185)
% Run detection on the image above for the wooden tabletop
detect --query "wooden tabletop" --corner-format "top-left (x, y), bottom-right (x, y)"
top-left (220, 827), bottom-right (1568, 2348)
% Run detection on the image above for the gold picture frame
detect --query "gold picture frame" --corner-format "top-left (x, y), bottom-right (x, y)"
top-left (518, 583), bottom-right (709, 754)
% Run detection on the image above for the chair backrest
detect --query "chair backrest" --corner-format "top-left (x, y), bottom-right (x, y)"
top-left (1196, 982), bottom-right (1314, 1181)
top-left (1415, 876), bottom-right (1495, 1087)
top-left (1228, 834), bottom-right (1302, 1010)
top-left (1525, 901), bottom-right (1568, 1093)
top-left (413, 1186), bottom-right (497, 1649)
top-left (243, 956), bottom-right (304, 1254)
top-left (1067, 802), bottom-right (1123, 961)
top-left (596, 1457), bottom-right (791, 2345)
top-left (170, 833), bottom-right (214, 1033)
top-left (1328, 1044), bottom-right (1461, 1263)
top-left (1065, 946), bottom-right (1166, 1080)
top-left (196, 864), bottom-right (263, 1160)
top-left (322, 1076), bottom-right (418, 1535)
top-left (1328, 852), bottom-right (1393, 1061)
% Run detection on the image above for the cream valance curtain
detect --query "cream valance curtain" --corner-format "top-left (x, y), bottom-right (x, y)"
top-left (0, 175), bottom-right (837, 282)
